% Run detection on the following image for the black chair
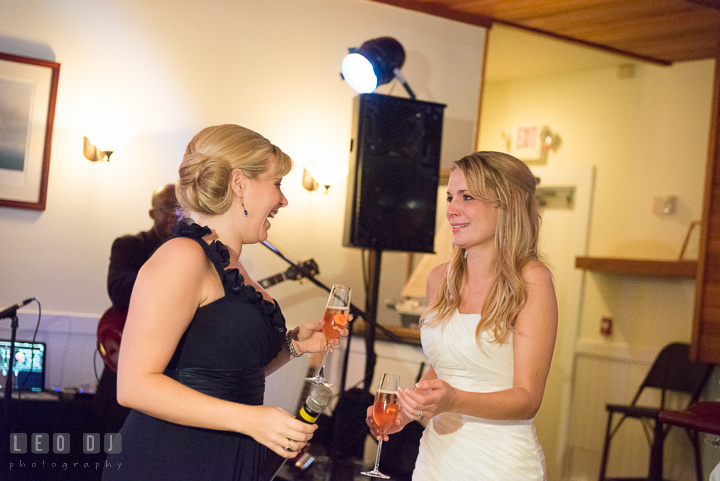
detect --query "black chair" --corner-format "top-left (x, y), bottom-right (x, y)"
top-left (598, 342), bottom-right (713, 481)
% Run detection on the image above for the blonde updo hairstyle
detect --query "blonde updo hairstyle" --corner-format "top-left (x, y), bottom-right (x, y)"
top-left (423, 151), bottom-right (541, 345)
top-left (177, 124), bottom-right (293, 216)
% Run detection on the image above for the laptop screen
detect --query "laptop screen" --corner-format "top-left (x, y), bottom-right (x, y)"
top-left (0, 340), bottom-right (46, 392)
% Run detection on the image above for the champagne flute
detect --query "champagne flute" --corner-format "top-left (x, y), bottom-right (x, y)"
top-left (361, 372), bottom-right (400, 479)
top-left (305, 284), bottom-right (351, 386)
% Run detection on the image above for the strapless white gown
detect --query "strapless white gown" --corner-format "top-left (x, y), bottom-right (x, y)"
top-left (412, 309), bottom-right (546, 480)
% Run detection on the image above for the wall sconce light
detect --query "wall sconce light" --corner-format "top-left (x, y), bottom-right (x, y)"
top-left (341, 37), bottom-right (416, 99)
top-left (539, 126), bottom-right (561, 153)
top-left (302, 162), bottom-right (349, 194)
top-left (83, 136), bottom-right (113, 162)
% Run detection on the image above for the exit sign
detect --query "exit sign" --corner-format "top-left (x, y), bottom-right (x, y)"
top-left (511, 125), bottom-right (542, 159)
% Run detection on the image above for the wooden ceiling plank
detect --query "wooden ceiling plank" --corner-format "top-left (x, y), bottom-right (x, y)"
top-left (490, 19), bottom-right (672, 64)
top-left (458, 0), bottom-right (720, 63)
top-left (552, 11), bottom-right (720, 46)
top-left (450, 0), bottom-right (626, 21)
top-left (366, 0), bottom-right (720, 63)
top-left (571, 34), bottom-right (720, 63)
top-left (612, 30), bottom-right (720, 62)
top-left (686, 0), bottom-right (720, 10)
top-left (520, 3), bottom-right (710, 36)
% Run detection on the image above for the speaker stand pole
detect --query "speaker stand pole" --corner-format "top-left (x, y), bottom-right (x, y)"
top-left (363, 249), bottom-right (382, 392)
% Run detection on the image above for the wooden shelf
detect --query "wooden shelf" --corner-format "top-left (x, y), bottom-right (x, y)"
top-left (575, 256), bottom-right (698, 278)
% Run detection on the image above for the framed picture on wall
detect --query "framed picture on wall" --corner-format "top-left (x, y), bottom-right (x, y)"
top-left (0, 52), bottom-right (60, 210)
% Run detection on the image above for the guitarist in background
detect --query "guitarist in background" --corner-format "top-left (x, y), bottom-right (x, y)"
top-left (108, 184), bottom-right (181, 310)
top-left (95, 183), bottom-right (181, 433)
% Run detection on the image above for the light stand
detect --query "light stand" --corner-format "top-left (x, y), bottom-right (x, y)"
top-left (392, 68), bottom-right (416, 100)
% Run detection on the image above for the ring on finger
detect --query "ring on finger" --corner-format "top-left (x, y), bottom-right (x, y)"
top-left (417, 410), bottom-right (423, 420)
top-left (285, 439), bottom-right (292, 451)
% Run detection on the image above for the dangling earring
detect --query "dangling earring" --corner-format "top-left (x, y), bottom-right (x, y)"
top-left (242, 201), bottom-right (248, 217)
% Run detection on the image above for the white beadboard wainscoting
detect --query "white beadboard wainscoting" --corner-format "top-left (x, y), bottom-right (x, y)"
top-left (0, 311), bottom-right (100, 393)
top-left (567, 338), bottom-right (720, 481)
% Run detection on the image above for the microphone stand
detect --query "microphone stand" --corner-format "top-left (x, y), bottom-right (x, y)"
top-left (261, 241), bottom-right (408, 393)
top-left (0, 306), bottom-right (21, 463)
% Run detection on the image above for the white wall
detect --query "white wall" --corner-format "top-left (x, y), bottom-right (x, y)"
top-left (480, 60), bottom-right (713, 261)
top-left (479, 59), bottom-right (713, 350)
top-left (0, 0), bottom-right (485, 398)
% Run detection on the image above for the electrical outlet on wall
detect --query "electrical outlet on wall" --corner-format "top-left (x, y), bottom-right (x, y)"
top-left (600, 316), bottom-right (612, 336)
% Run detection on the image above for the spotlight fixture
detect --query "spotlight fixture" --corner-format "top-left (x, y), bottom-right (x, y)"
top-left (302, 162), bottom-right (349, 194)
top-left (341, 37), bottom-right (416, 99)
top-left (83, 136), bottom-right (113, 162)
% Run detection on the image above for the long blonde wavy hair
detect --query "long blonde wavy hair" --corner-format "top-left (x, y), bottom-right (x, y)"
top-left (422, 151), bottom-right (541, 345)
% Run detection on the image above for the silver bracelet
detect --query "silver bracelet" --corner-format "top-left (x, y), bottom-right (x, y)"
top-left (286, 331), bottom-right (302, 358)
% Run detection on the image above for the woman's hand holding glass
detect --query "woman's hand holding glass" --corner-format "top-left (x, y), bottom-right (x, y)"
top-left (306, 284), bottom-right (351, 386)
top-left (362, 373), bottom-right (400, 478)
top-left (366, 402), bottom-right (414, 442)
top-left (396, 378), bottom-right (457, 422)
top-left (292, 317), bottom-right (348, 355)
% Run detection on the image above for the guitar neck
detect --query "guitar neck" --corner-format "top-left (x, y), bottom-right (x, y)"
top-left (258, 273), bottom-right (286, 289)
top-left (257, 259), bottom-right (318, 290)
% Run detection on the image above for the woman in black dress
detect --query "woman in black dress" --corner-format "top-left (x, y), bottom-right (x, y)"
top-left (104, 124), bottom-right (343, 480)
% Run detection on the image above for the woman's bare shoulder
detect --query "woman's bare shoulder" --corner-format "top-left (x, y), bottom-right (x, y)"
top-left (428, 263), bottom-right (447, 284)
top-left (522, 260), bottom-right (554, 286)
top-left (425, 263), bottom-right (447, 300)
top-left (143, 236), bottom-right (210, 277)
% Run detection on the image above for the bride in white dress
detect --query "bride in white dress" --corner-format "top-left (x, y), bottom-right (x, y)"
top-left (367, 152), bottom-right (558, 480)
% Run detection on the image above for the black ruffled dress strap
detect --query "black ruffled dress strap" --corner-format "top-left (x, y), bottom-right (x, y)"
top-left (171, 219), bottom-right (230, 281)
top-left (171, 220), bottom-right (286, 335)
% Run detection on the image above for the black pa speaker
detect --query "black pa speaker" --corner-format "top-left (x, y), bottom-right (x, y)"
top-left (343, 93), bottom-right (445, 253)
